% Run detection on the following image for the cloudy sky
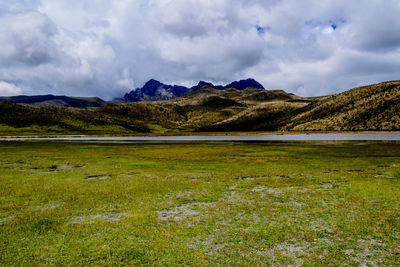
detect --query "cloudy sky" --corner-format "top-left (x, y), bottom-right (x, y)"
top-left (0, 0), bottom-right (400, 99)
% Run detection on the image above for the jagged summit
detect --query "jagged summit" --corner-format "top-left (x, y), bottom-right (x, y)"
top-left (141, 79), bottom-right (163, 95)
top-left (123, 78), bottom-right (264, 102)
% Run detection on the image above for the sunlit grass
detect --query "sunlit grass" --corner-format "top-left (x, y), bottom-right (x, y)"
top-left (0, 141), bottom-right (399, 265)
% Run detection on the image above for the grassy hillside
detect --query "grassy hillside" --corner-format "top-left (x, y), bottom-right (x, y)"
top-left (100, 87), bottom-right (299, 131)
top-left (284, 81), bottom-right (400, 131)
top-left (0, 101), bottom-right (148, 136)
top-left (1, 81), bottom-right (399, 135)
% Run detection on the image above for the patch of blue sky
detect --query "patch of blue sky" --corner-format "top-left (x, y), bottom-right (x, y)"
top-left (255, 25), bottom-right (270, 35)
top-left (305, 18), bottom-right (346, 30)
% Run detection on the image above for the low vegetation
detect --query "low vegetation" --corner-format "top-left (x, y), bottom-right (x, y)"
top-left (1, 80), bottom-right (400, 136)
top-left (284, 80), bottom-right (400, 131)
top-left (0, 101), bottom-right (149, 136)
top-left (0, 141), bottom-right (399, 265)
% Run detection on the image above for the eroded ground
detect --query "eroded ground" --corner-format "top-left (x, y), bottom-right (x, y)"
top-left (0, 141), bottom-right (399, 265)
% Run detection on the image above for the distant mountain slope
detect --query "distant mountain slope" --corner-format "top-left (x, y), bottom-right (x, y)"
top-left (283, 80), bottom-right (400, 131)
top-left (0, 100), bottom-right (148, 135)
top-left (1, 80), bottom-right (400, 136)
top-left (104, 86), bottom-right (308, 131)
top-left (123, 78), bottom-right (264, 102)
top-left (0, 95), bottom-right (106, 108)
top-left (201, 81), bottom-right (400, 131)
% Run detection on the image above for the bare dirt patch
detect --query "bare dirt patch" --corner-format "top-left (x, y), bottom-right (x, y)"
top-left (57, 165), bottom-right (84, 170)
top-left (274, 200), bottom-right (306, 207)
top-left (69, 212), bottom-right (131, 224)
top-left (251, 186), bottom-right (281, 197)
top-left (30, 202), bottom-right (64, 211)
top-left (85, 175), bottom-right (112, 180)
top-left (347, 169), bottom-right (365, 173)
top-left (5, 161), bottom-right (25, 166)
top-left (0, 214), bottom-right (18, 225)
top-left (157, 202), bottom-right (215, 221)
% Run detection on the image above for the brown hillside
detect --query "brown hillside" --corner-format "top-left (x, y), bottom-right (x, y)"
top-left (1, 81), bottom-right (399, 135)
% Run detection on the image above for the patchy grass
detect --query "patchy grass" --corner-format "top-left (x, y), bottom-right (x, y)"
top-left (0, 141), bottom-right (400, 265)
top-left (0, 123), bottom-right (138, 137)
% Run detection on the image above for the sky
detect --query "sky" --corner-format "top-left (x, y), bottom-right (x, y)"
top-left (0, 0), bottom-right (400, 99)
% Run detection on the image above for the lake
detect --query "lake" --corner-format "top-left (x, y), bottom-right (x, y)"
top-left (2, 133), bottom-right (400, 142)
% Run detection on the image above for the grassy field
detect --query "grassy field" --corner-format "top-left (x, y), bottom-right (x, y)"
top-left (0, 141), bottom-right (399, 265)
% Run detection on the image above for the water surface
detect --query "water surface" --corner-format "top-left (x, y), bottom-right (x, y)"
top-left (2, 133), bottom-right (400, 142)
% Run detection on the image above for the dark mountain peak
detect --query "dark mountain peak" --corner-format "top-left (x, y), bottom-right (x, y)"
top-left (144, 79), bottom-right (162, 87)
top-left (191, 81), bottom-right (215, 91)
top-left (123, 78), bottom-right (265, 102)
top-left (198, 81), bottom-right (214, 88)
top-left (141, 79), bottom-right (165, 95)
top-left (124, 79), bottom-right (170, 102)
top-left (225, 78), bottom-right (264, 90)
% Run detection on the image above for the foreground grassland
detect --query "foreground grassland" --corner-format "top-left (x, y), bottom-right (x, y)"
top-left (0, 141), bottom-right (399, 266)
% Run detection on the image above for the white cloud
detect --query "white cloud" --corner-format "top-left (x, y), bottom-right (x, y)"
top-left (0, 0), bottom-right (399, 99)
top-left (116, 68), bottom-right (135, 90)
top-left (0, 81), bottom-right (23, 96)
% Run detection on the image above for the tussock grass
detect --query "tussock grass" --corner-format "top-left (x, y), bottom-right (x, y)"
top-left (0, 141), bottom-right (400, 265)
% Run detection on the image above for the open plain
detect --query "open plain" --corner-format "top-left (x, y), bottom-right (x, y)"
top-left (0, 141), bottom-right (399, 265)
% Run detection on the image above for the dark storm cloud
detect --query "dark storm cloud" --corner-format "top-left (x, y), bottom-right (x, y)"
top-left (0, 0), bottom-right (399, 98)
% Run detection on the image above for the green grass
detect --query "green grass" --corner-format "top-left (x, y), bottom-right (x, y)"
top-left (146, 123), bottom-right (188, 134)
top-left (0, 141), bottom-right (400, 265)
top-left (0, 124), bottom-right (137, 137)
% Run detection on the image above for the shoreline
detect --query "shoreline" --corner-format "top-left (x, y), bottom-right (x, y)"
top-left (1, 130), bottom-right (400, 139)
top-left (2, 132), bottom-right (400, 142)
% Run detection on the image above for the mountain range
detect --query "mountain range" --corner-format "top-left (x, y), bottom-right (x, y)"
top-left (0, 78), bottom-right (265, 107)
top-left (123, 78), bottom-right (264, 102)
top-left (0, 79), bottom-right (399, 136)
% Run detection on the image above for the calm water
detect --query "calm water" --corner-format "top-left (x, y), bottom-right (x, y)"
top-left (2, 133), bottom-right (400, 142)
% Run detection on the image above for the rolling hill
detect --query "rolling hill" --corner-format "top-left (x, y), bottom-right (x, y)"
top-left (0, 95), bottom-right (106, 108)
top-left (0, 80), bottom-right (399, 136)
top-left (0, 100), bottom-right (148, 136)
top-left (200, 80), bottom-right (400, 131)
